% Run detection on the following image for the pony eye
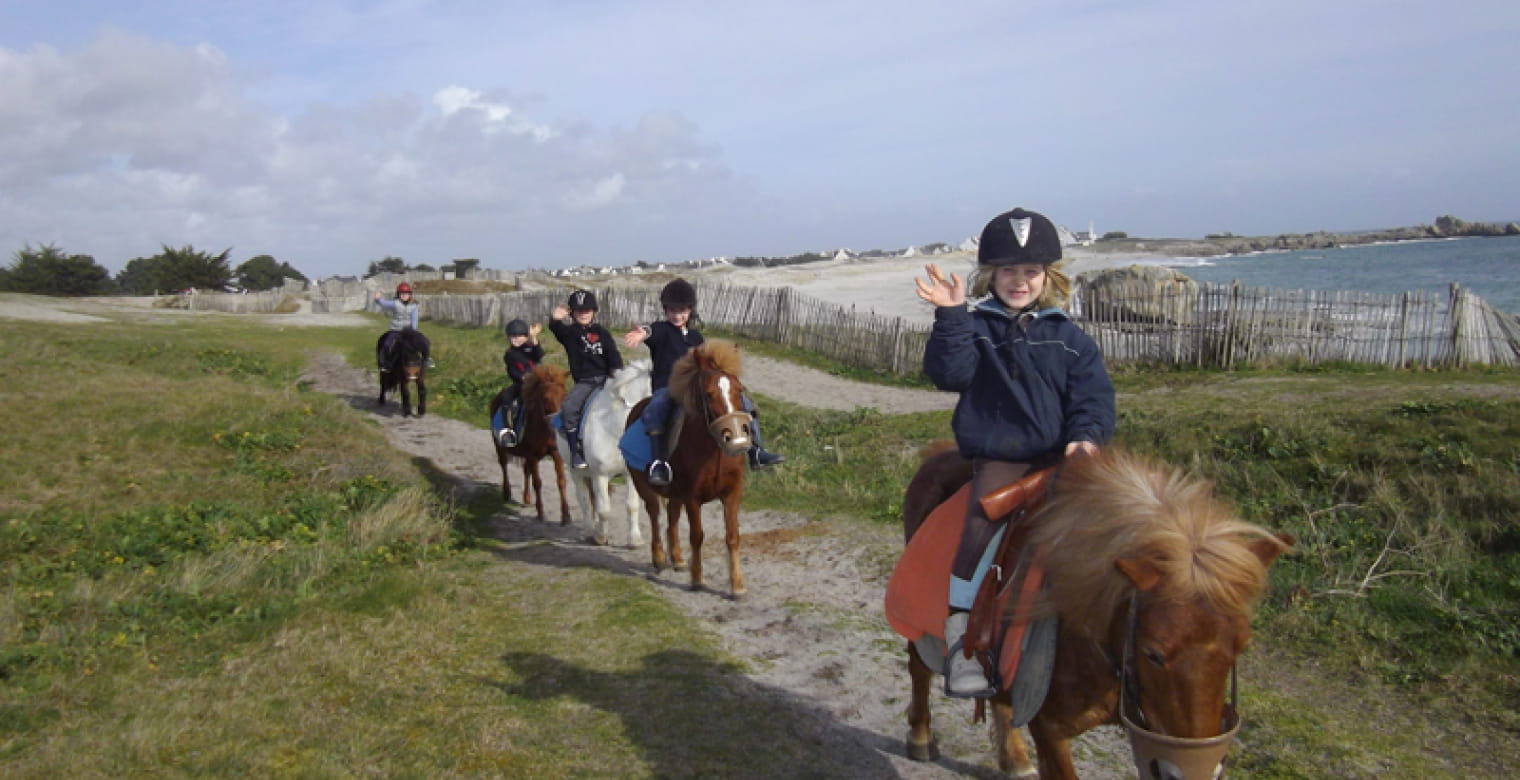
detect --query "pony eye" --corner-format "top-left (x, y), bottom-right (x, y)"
top-left (1144, 648), bottom-right (1166, 668)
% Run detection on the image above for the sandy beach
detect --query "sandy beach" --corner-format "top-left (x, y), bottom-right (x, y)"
top-left (695, 245), bottom-right (1174, 325)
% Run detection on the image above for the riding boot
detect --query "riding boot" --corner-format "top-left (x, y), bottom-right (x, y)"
top-left (746, 416), bottom-right (785, 471)
top-left (377, 347), bottom-right (389, 373)
top-left (569, 430), bottom-right (588, 470)
top-left (943, 610), bottom-right (992, 698)
top-left (647, 430), bottom-right (672, 487)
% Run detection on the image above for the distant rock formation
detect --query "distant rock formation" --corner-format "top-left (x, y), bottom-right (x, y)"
top-left (1080, 265), bottom-right (1201, 325)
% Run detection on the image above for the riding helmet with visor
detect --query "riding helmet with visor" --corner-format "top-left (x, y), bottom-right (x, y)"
top-left (395, 282), bottom-right (414, 295)
top-left (567, 289), bottom-right (598, 312)
top-left (504, 318), bottom-right (531, 337)
top-left (977, 208), bottom-right (1062, 267)
top-left (659, 279), bottom-right (697, 308)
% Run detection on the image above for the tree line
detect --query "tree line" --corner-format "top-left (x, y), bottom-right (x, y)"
top-left (1, 246), bottom-right (482, 298)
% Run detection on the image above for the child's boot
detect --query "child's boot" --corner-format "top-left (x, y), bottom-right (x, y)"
top-left (646, 430), bottom-right (672, 486)
top-left (746, 415), bottom-right (785, 470)
top-left (943, 610), bottom-right (992, 698)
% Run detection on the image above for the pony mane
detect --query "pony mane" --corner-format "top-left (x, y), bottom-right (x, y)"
top-left (1029, 447), bottom-right (1287, 639)
top-left (608, 359), bottom-right (652, 405)
top-left (668, 340), bottom-right (741, 411)
top-left (520, 364), bottom-right (567, 412)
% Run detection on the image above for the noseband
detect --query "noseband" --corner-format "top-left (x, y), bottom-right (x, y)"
top-left (696, 369), bottom-right (752, 448)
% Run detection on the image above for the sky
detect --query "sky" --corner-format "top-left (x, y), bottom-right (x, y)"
top-left (3, 1), bottom-right (1518, 279)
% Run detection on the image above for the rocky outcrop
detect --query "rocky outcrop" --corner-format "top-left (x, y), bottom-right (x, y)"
top-left (1078, 265), bottom-right (1200, 325)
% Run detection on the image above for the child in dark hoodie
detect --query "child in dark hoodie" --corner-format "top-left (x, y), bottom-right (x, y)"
top-left (491, 318), bottom-right (544, 447)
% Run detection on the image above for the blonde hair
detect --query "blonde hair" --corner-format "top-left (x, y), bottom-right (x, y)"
top-left (968, 262), bottom-right (1071, 310)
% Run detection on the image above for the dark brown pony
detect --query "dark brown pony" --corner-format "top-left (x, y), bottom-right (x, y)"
top-left (490, 364), bottom-right (570, 522)
top-left (901, 446), bottom-right (1292, 779)
top-left (378, 328), bottom-right (428, 417)
top-left (627, 341), bottom-right (752, 598)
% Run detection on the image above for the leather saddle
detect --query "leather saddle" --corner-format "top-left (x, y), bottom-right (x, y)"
top-left (885, 467), bottom-right (1058, 722)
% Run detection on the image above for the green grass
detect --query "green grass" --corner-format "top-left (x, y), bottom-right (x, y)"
top-left (8, 311), bottom-right (1517, 776)
top-left (1, 314), bottom-right (799, 778)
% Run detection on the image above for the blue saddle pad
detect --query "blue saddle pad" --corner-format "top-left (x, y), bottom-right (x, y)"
top-left (550, 412), bottom-right (564, 433)
top-left (619, 416), bottom-right (652, 474)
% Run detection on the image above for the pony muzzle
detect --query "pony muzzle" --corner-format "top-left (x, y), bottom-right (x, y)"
top-left (1122, 704), bottom-right (1240, 780)
top-left (708, 412), bottom-right (752, 457)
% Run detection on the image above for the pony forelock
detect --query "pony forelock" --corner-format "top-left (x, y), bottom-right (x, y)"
top-left (669, 340), bottom-right (741, 410)
top-left (1029, 448), bottom-right (1285, 639)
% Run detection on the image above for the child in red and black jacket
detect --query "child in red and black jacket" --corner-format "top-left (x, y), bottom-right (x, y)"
top-left (491, 318), bottom-right (544, 447)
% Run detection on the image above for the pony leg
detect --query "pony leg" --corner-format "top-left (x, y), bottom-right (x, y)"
top-left (905, 641), bottom-right (939, 762)
top-left (991, 692), bottom-right (1037, 778)
top-left (400, 379), bottom-right (412, 417)
top-left (415, 376), bottom-right (425, 416)
top-left (684, 500), bottom-right (705, 591)
top-left (721, 494), bottom-right (745, 598)
top-left (667, 499), bottom-right (687, 572)
top-left (639, 483), bottom-right (669, 571)
top-left (621, 468), bottom-right (644, 549)
top-left (527, 458), bottom-right (546, 522)
top-left (588, 476), bottom-right (611, 545)
top-left (553, 450), bottom-right (570, 524)
top-left (1029, 719), bottom-right (1078, 780)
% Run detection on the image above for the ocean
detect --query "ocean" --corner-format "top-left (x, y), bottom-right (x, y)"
top-left (1144, 234), bottom-right (1520, 315)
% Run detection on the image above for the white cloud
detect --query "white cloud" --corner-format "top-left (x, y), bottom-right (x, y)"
top-left (564, 172), bottom-right (626, 211)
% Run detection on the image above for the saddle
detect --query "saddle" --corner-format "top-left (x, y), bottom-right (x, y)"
top-left (885, 467), bottom-right (1057, 721)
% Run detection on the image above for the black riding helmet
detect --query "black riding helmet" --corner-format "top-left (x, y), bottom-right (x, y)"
top-left (567, 289), bottom-right (598, 312)
top-left (659, 278), bottom-right (697, 308)
top-left (505, 318), bottom-right (530, 336)
top-left (978, 207), bottom-right (1062, 266)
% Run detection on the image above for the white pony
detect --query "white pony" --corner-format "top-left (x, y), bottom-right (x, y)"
top-left (557, 360), bottom-right (651, 547)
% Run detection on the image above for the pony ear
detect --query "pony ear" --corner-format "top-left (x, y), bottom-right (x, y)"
top-left (1249, 533), bottom-right (1295, 568)
top-left (1115, 557), bottom-right (1164, 591)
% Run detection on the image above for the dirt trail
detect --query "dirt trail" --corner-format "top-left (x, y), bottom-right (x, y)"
top-left (299, 350), bottom-right (1131, 779)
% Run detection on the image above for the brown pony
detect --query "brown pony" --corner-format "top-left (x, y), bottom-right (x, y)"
top-left (627, 341), bottom-right (752, 598)
top-left (901, 446), bottom-right (1292, 779)
top-left (490, 364), bottom-right (570, 522)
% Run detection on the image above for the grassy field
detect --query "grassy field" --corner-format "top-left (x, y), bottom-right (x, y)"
top-left (3, 309), bottom-right (1518, 776)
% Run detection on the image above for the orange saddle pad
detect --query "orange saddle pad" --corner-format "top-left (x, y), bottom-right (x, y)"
top-left (884, 483), bottom-right (971, 642)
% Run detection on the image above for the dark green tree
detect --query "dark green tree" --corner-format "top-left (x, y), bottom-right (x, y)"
top-left (366, 256), bottom-right (407, 277)
top-left (235, 254), bottom-right (309, 291)
top-left (115, 245), bottom-right (234, 294)
top-left (452, 258), bottom-right (480, 275)
top-left (411, 263), bottom-right (436, 272)
top-left (0, 244), bottom-right (115, 296)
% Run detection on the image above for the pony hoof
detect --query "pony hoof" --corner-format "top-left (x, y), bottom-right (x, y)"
top-left (673, 562), bottom-right (689, 572)
top-left (905, 736), bottom-right (940, 762)
top-left (560, 518), bottom-right (571, 526)
top-left (585, 535), bottom-right (608, 546)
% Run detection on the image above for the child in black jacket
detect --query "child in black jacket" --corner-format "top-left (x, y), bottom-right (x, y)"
top-left (549, 289), bottom-right (624, 469)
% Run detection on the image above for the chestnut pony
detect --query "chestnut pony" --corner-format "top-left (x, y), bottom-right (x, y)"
top-left (378, 327), bottom-right (428, 417)
top-left (901, 445), bottom-right (1291, 779)
top-left (627, 341), bottom-right (752, 598)
top-left (490, 364), bottom-right (570, 522)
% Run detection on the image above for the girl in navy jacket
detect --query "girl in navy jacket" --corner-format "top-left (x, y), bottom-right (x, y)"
top-left (915, 207), bottom-right (1115, 698)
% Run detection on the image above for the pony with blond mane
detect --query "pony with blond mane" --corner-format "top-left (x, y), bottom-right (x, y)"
top-left (627, 340), bottom-right (753, 597)
top-left (490, 364), bottom-right (569, 522)
top-left (900, 446), bottom-right (1291, 779)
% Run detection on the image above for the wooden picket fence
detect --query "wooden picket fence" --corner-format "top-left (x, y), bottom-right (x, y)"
top-left (417, 278), bottom-right (1520, 373)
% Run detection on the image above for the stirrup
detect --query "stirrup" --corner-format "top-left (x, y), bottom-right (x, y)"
top-left (943, 612), bottom-right (994, 699)
top-left (497, 428), bottom-right (518, 447)
top-left (648, 459), bottom-right (672, 487)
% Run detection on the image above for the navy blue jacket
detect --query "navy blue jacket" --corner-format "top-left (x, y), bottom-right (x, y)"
top-left (924, 298), bottom-right (1115, 462)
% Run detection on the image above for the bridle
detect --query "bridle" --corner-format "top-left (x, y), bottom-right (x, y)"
top-left (694, 369), bottom-right (752, 452)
